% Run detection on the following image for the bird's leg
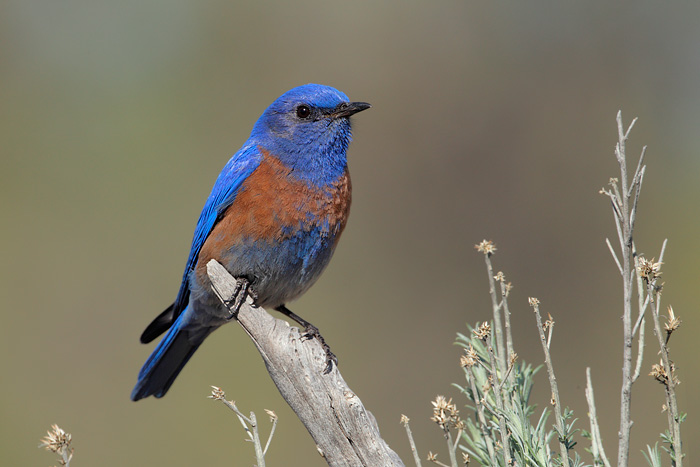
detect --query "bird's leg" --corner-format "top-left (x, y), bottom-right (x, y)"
top-left (275, 304), bottom-right (337, 374)
top-left (224, 277), bottom-right (253, 320)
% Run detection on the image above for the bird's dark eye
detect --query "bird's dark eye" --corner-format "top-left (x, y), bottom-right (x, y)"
top-left (296, 105), bottom-right (311, 119)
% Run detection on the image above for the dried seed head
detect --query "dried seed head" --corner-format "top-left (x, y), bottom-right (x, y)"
top-left (494, 271), bottom-right (505, 282)
top-left (400, 414), bottom-right (410, 425)
top-left (472, 322), bottom-right (491, 340)
top-left (475, 240), bottom-right (497, 255)
top-left (460, 344), bottom-right (478, 368)
top-left (637, 257), bottom-right (663, 282)
top-left (432, 395), bottom-right (449, 411)
top-left (599, 178), bottom-right (619, 195)
top-left (665, 305), bottom-right (681, 335)
top-left (649, 359), bottom-right (680, 386)
top-left (431, 395), bottom-right (459, 431)
top-left (543, 313), bottom-right (555, 332)
top-left (528, 297), bottom-right (540, 307)
top-left (509, 352), bottom-right (518, 366)
top-left (39, 424), bottom-right (72, 455)
top-left (462, 452), bottom-right (471, 465)
top-left (209, 386), bottom-right (226, 401)
top-left (649, 361), bottom-right (666, 382)
top-left (504, 282), bottom-right (513, 297)
top-left (264, 409), bottom-right (278, 422)
top-left (427, 451), bottom-right (438, 461)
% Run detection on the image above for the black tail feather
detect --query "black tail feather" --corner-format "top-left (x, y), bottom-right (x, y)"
top-left (140, 303), bottom-right (176, 344)
top-left (131, 325), bottom-right (213, 401)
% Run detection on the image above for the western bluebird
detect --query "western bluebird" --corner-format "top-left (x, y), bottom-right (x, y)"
top-left (131, 84), bottom-right (370, 401)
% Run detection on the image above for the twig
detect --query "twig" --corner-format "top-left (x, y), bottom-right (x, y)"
top-left (644, 252), bottom-right (683, 467)
top-left (631, 249), bottom-right (648, 383)
top-left (530, 298), bottom-right (570, 467)
top-left (631, 314), bottom-right (646, 384)
top-left (605, 238), bottom-right (624, 275)
top-left (627, 151), bottom-right (646, 234)
top-left (649, 301), bottom-right (683, 467)
top-left (476, 241), bottom-right (507, 372)
top-left (466, 365), bottom-right (497, 466)
top-left (262, 410), bottom-right (278, 456)
top-left (445, 430), bottom-right (459, 467)
top-left (452, 427), bottom-right (463, 453)
top-left (401, 415), bottom-right (423, 467)
top-left (630, 295), bottom-right (650, 339)
top-left (486, 255), bottom-right (507, 371)
top-left (498, 278), bottom-right (516, 387)
top-left (585, 369), bottom-right (612, 467)
top-left (210, 386), bottom-right (266, 466)
top-left (627, 146), bottom-right (646, 198)
top-left (427, 452), bottom-right (451, 467)
top-left (484, 332), bottom-right (512, 466)
top-left (496, 354), bottom-right (516, 394)
top-left (545, 316), bottom-right (554, 350)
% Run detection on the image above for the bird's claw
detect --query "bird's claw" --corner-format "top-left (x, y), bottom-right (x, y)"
top-left (224, 277), bottom-right (255, 320)
top-left (274, 305), bottom-right (337, 374)
top-left (302, 323), bottom-right (337, 374)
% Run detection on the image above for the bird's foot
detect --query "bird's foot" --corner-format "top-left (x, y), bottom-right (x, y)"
top-left (275, 304), bottom-right (338, 374)
top-left (225, 277), bottom-right (254, 320)
top-left (301, 323), bottom-right (338, 374)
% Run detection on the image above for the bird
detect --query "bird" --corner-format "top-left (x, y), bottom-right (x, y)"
top-left (131, 84), bottom-right (370, 401)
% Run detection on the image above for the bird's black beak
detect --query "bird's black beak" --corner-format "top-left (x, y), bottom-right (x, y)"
top-left (331, 101), bottom-right (372, 119)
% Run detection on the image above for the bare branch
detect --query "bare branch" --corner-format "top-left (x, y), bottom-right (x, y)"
top-left (530, 298), bottom-right (570, 467)
top-left (484, 332), bottom-right (512, 465)
top-left (482, 251), bottom-right (507, 371)
top-left (606, 238), bottom-right (624, 275)
top-left (631, 295), bottom-right (650, 338)
top-left (400, 416), bottom-right (423, 467)
top-left (658, 238), bottom-right (669, 264)
top-left (499, 281), bottom-right (515, 377)
top-left (627, 146), bottom-right (646, 198)
top-left (263, 410), bottom-right (279, 456)
top-left (445, 430), bottom-right (459, 467)
top-left (632, 316), bottom-right (646, 384)
top-left (466, 365), bottom-right (497, 465)
top-left (631, 247), bottom-right (648, 384)
top-left (585, 369), bottom-right (612, 467)
top-left (646, 269), bottom-right (684, 466)
top-left (610, 112), bottom-right (638, 467)
top-left (628, 155), bottom-right (646, 234)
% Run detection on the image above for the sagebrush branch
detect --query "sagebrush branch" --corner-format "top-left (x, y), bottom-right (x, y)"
top-left (206, 259), bottom-right (404, 467)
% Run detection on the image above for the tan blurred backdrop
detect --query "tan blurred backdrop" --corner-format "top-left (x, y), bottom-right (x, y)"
top-left (2, 1), bottom-right (698, 465)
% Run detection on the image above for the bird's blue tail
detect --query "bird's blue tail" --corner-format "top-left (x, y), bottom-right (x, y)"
top-left (131, 312), bottom-right (214, 401)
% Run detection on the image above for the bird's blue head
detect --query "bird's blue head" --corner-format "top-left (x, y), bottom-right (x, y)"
top-left (251, 84), bottom-right (370, 187)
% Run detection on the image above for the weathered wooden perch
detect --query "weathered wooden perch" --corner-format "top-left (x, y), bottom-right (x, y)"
top-left (206, 259), bottom-right (404, 467)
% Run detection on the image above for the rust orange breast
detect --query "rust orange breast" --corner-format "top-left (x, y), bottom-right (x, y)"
top-left (196, 150), bottom-right (352, 271)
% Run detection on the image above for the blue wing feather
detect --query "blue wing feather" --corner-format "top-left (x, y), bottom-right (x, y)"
top-left (171, 143), bottom-right (263, 317)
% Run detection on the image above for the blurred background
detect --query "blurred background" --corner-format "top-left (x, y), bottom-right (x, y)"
top-left (2, 1), bottom-right (698, 465)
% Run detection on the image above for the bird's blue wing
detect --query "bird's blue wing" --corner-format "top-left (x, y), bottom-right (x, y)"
top-left (172, 143), bottom-right (263, 318)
